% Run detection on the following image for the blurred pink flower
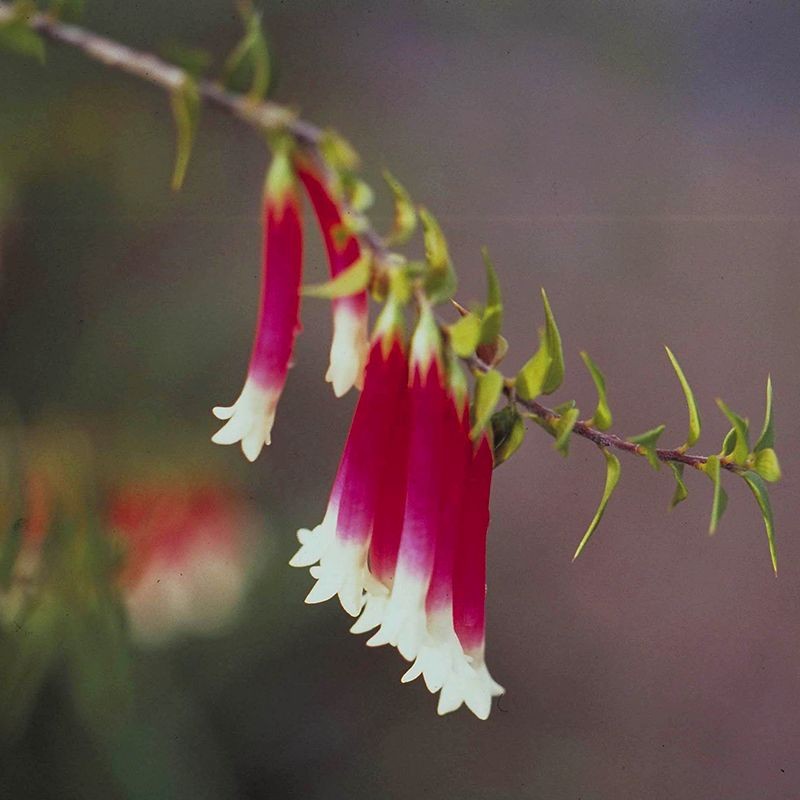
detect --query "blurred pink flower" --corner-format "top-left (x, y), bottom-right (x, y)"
top-left (109, 483), bottom-right (252, 645)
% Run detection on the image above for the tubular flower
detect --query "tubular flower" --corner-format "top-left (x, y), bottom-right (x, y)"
top-left (365, 307), bottom-right (448, 661)
top-left (212, 149), bottom-right (303, 462)
top-left (295, 160), bottom-right (369, 398)
top-left (438, 431), bottom-right (505, 719)
top-left (110, 483), bottom-right (253, 645)
top-left (290, 299), bottom-right (407, 616)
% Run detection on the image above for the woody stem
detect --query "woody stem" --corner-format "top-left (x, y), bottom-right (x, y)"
top-left (3, 3), bottom-right (739, 475)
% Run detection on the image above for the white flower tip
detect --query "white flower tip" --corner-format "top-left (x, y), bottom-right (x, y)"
top-left (211, 380), bottom-right (278, 462)
top-left (327, 306), bottom-right (368, 397)
top-left (212, 405), bottom-right (235, 420)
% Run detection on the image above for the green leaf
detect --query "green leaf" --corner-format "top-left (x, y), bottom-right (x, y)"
top-left (554, 400), bottom-right (577, 414)
top-left (664, 346), bottom-right (701, 448)
top-left (419, 207), bottom-right (456, 303)
top-left (742, 470), bottom-right (778, 575)
top-left (449, 313), bottom-right (482, 358)
top-left (573, 449), bottom-right (621, 560)
top-left (516, 346), bottom-right (552, 403)
top-left (319, 130), bottom-right (360, 172)
top-left (302, 252), bottom-right (371, 298)
top-left (540, 289), bottom-right (564, 395)
top-left (753, 447), bottom-right (781, 483)
top-left (491, 407), bottom-right (526, 466)
top-left (716, 399), bottom-right (749, 465)
top-left (630, 424), bottom-right (666, 470)
top-left (753, 375), bottom-right (774, 452)
top-left (478, 248), bottom-right (503, 345)
top-left (345, 177), bottom-right (374, 213)
top-left (721, 427), bottom-right (737, 457)
top-left (668, 462), bottom-right (688, 509)
top-left (554, 407), bottom-right (580, 456)
top-left (382, 170), bottom-right (417, 246)
top-left (704, 455), bottom-right (728, 535)
top-left (471, 369), bottom-right (504, 439)
top-left (222, 8), bottom-right (271, 100)
top-left (580, 351), bottom-right (612, 431)
top-left (0, 17), bottom-right (45, 63)
top-left (169, 77), bottom-right (200, 191)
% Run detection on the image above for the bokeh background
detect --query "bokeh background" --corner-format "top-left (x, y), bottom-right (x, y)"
top-left (2, 1), bottom-right (799, 798)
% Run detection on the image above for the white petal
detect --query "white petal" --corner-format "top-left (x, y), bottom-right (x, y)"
top-left (303, 537), bottom-right (368, 617)
top-left (289, 511), bottom-right (337, 568)
top-left (211, 378), bottom-right (279, 462)
top-left (326, 304), bottom-right (368, 397)
top-left (350, 579), bottom-right (389, 634)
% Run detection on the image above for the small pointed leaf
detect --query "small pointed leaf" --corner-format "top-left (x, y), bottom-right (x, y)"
top-left (516, 345), bottom-right (552, 402)
top-left (704, 455), bottom-right (728, 535)
top-left (580, 351), bottom-right (612, 431)
top-left (668, 462), bottom-right (689, 509)
top-left (742, 470), bottom-right (778, 575)
top-left (471, 369), bottom-right (504, 440)
top-left (478, 249), bottom-right (503, 345)
top-left (753, 448), bottom-right (781, 483)
top-left (491, 407), bottom-right (526, 466)
top-left (716, 399), bottom-right (749, 465)
top-left (630, 424), bottom-right (666, 470)
top-left (573, 449), bottom-right (621, 560)
top-left (222, 8), bottom-right (270, 100)
top-left (721, 427), bottom-right (737, 457)
top-left (540, 289), bottom-right (564, 395)
top-left (753, 375), bottom-right (774, 452)
top-left (383, 170), bottom-right (417, 246)
top-left (302, 252), bottom-right (371, 298)
top-left (169, 77), bottom-right (200, 191)
top-left (419, 207), bottom-right (456, 303)
top-left (554, 407), bottom-right (580, 456)
top-left (449, 313), bottom-right (482, 358)
top-left (664, 346), bottom-right (701, 447)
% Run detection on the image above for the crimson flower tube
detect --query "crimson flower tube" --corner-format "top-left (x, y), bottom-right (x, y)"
top-left (439, 432), bottom-right (505, 718)
top-left (366, 306), bottom-right (447, 661)
top-left (295, 161), bottom-right (369, 398)
top-left (290, 299), bottom-right (406, 615)
top-left (212, 149), bottom-right (303, 462)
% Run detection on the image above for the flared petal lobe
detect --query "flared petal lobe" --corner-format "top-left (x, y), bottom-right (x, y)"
top-left (212, 156), bottom-right (303, 461)
top-left (296, 161), bottom-right (368, 396)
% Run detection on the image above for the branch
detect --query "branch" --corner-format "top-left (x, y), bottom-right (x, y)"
top-left (0, 3), bottom-right (744, 476)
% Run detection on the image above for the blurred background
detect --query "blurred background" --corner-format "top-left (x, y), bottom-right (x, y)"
top-left (1, 1), bottom-right (799, 798)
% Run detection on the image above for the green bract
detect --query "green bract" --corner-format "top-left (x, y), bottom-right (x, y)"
top-left (573, 449), bottom-right (621, 560)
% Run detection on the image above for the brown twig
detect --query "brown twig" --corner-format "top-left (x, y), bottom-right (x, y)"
top-left (1, 2), bottom-right (737, 475)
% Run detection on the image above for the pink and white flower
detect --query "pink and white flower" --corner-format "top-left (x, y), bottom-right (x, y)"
top-left (295, 161), bottom-right (369, 398)
top-left (212, 149), bottom-right (303, 461)
top-left (109, 482), bottom-right (254, 646)
top-left (290, 300), bottom-right (406, 616)
top-left (437, 431), bottom-right (505, 719)
top-left (365, 306), bottom-right (447, 660)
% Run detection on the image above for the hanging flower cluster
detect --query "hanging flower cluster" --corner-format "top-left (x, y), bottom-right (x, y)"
top-left (209, 142), bottom-right (509, 717)
top-left (291, 301), bottom-right (504, 718)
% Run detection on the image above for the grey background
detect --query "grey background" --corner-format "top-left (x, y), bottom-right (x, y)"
top-left (1, 2), bottom-right (798, 798)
